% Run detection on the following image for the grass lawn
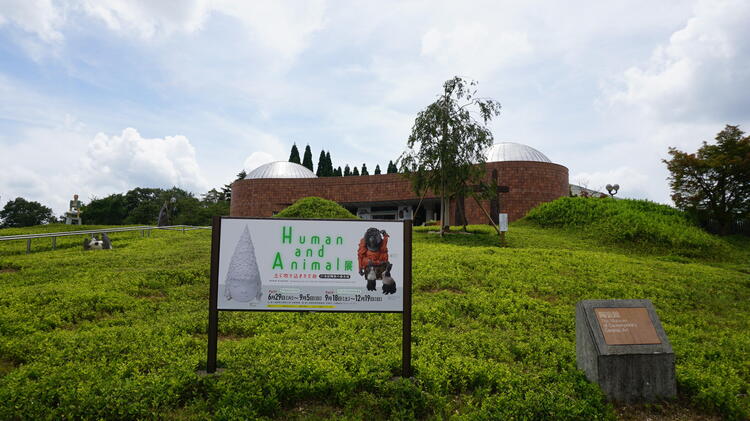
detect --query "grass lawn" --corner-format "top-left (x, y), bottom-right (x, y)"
top-left (0, 220), bottom-right (748, 420)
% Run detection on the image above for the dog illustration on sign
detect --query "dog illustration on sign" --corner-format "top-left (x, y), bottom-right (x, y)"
top-left (357, 227), bottom-right (396, 294)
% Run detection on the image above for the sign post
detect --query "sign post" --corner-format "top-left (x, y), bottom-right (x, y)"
top-left (498, 213), bottom-right (508, 247)
top-left (206, 217), bottom-right (412, 376)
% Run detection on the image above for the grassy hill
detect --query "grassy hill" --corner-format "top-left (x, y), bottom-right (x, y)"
top-left (0, 204), bottom-right (748, 419)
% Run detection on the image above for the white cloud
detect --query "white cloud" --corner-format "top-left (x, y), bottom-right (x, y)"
top-left (571, 167), bottom-right (651, 199)
top-left (0, 0), bottom-right (64, 42)
top-left (243, 152), bottom-right (276, 174)
top-left (211, 1), bottom-right (326, 60)
top-left (82, 128), bottom-right (208, 195)
top-left (606, 0), bottom-right (750, 122)
top-left (0, 127), bottom-right (210, 215)
top-left (421, 23), bottom-right (532, 78)
top-left (78, 0), bottom-right (210, 38)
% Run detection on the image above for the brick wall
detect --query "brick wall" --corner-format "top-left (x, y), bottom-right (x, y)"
top-left (231, 161), bottom-right (569, 224)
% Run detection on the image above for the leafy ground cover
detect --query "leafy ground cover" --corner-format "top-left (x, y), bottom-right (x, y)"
top-left (0, 215), bottom-right (748, 419)
top-left (525, 197), bottom-right (728, 259)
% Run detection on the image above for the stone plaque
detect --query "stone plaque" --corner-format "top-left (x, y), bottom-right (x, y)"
top-left (576, 299), bottom-right (675, 403)
top-left (595, 307), bottom-right (661, 345)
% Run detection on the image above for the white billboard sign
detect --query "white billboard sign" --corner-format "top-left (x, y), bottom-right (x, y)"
top-left (215, 218), bottom-right (406, 312)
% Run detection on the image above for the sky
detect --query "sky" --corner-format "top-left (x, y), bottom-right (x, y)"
top-left (1, 0), bottom-right (749, 216)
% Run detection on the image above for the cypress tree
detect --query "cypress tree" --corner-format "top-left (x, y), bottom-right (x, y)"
top-left (302, 144), bottom-right (314, 172)
top-left (325, 151), bottom-right (333, 176)
top-left (316, 150), bottom-right (326, 177)
top-left (374, 164), bottom-right (381, 175)
top-left (289, 143), bottom-right (301, 164)
top-left (361, 163), bottom-right (369, 175)
top-left (336, 166), bottom-right (342, 177)
top-left (353, 167), bottom-right (360, 176)
top-left (387, 160), bottom-right (397, 174)
top-left (344, 165), bottom-right (351, 176)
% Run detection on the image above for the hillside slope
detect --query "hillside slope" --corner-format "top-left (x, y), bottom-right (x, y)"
top-left (0, 222), bottom-right (747, 419)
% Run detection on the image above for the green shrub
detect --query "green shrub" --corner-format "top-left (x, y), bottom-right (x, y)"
top-left (275, 197), bottom-right (357, 219)
top-left (525, 197), bottom-right (727, 258)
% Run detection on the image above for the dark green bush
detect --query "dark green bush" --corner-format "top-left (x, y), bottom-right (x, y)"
top-left (275, 197), bottom-right (357, 219)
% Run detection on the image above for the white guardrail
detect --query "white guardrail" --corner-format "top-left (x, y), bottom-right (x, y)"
top-left (0, 225), bottom-right (211, 254)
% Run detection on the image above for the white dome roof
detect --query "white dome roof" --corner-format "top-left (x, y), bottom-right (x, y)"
top-left (485, 142), bottom-right (551, 163)
top-left (246, 161), bottom-right (318, 179)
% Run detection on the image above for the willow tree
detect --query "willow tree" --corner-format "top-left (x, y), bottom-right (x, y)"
top-left (400, 76), bottom-right (501, 236)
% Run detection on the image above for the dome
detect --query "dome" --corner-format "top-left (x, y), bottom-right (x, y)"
top-left (485, 142), bottom-right (551, 163)
top-left (246, 161), bottom-right (318, 179)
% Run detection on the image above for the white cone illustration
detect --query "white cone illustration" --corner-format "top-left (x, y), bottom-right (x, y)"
top-left (224, 226), bottom-right (263, 302)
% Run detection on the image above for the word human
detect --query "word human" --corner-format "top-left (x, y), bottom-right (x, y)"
top-left (272, 226), bottom-right (354, 271)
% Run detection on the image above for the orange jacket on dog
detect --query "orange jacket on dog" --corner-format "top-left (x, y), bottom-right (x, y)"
top-left (357, 234), bottom-right (389, 270)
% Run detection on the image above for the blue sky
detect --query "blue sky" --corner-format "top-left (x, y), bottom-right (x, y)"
top-left (1, 0), bottom-right (749, 215)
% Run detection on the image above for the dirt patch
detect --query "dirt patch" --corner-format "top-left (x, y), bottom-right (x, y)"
top-left (0, 267), bottom-right (19, 274)
top-left (280, 400), bottom-right (344, 420)
top-left (0, 358), bottom-right (17, 376)
top-left (529, 293), bottom-right (559, 303)
top-left (615, 401), bottom-right (721, 421)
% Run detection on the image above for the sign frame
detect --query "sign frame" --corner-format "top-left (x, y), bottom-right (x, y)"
top-left (206, 216), bottom-right (413, 376)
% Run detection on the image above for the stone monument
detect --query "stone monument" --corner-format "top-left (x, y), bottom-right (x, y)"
top-left (576, 299), bottom-right (676, 403)
top-left (65, 194), bottom-right (82, 225)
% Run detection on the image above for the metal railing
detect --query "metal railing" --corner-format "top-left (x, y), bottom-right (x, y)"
top-left (0, 225), bottom-right (211, 254)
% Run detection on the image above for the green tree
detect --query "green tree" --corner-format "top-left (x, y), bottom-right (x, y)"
top-left (316, 150), bottom-right (327, 177)
top-left (325, 151), bottom-right (333, 176)
top-left (124, 187), bottom-right (161, 213)
top-left (344, 164), bottom-right (351, 176)
top-left (400, 76), bottom-right (501, 236)
top-left (664, 124), bottom-right (750, 235)
top-left (387, 160), bottom-right (397, 174)
top-left (361, 163), bottom-right (369, 175)
top-left (0, 197), bottom-right (56, 228)
top-left (335, 166), bottom-right (343, 177)
top-left (83, 194), bottom-right (128, 225)
top-left (352, 167), bottom-right (360, 176)
top-left (374, 164), bottom-right (381, 175)
top-left (302, 144), bottom-right (314, 172)
top-left (220, 170), bottom-right (247, 202)
top-left (289, 143), bottom-right (301, 164)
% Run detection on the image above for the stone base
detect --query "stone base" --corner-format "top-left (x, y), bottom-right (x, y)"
top-left (576, 300), bottom-right (676, 403)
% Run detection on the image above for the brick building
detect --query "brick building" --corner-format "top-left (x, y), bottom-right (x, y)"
top-left (230, 142), bottom-right (568, 225)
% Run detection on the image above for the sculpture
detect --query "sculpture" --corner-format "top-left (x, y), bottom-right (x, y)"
top-left (65, 194), bottom-right (83, 225)
top-left (157, 201), bottom-right (170, 226)
top-left (83, 233), bottom-right (113, 250)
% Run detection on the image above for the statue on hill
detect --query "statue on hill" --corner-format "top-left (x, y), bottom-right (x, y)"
top-left (157, 197), bottom-right (176, 227)
top-left (157, 201), bottom-right (170, 226)
top-left (65, 194), bottom-right (82, 225)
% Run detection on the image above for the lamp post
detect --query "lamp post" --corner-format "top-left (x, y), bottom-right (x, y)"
top-left (606, 184), bottom-right (620, 197)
